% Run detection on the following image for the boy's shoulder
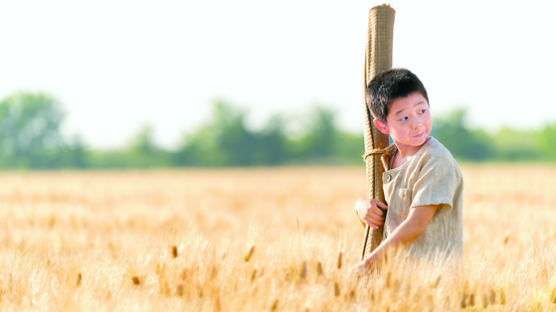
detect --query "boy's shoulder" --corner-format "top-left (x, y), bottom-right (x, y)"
top-left (422, 137), bottom-right (454, 157)
top-left (417, 137), bottom-right (460, 170)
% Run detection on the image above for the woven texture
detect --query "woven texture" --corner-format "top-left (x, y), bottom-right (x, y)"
top-left (360, 5), bottom-right (395, 261)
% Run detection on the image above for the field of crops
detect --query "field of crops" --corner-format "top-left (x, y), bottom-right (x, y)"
top-left (0, 165), bottom-right (555, 311)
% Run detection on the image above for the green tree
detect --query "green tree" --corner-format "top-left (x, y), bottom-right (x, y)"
top-left (289, 105), bottom-right (341, 163)
top-left (253, 114), bottom-right (288, 165)
top-left (124, 124), bottom-right (171, 168)
top-left (335, 130), bottom-right (365, 165)
top-left (432, 108), bottom-right (493, 161)
top-left (538, 121), bottom-right (556, 160)
top-left (492, 127), bottom-right (542, 161)
top-left (0, 92), bottom-right (66, 168)
top-left (59, 135), bottom-right (90, 169)
top-left (304, 106), bottom-right (337, 156)
top-left (175, 100), bottom-right (257, 166)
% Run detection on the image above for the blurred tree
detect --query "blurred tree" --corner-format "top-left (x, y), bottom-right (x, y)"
top-left (492, 127), bottom-right (542, 161)
top-left (124, 124), bottom-right (171, 168)
top-left (174, 124), bottom-right (226, 166)
top-left (0, 92), bottom-right (65, 168)
top-left (254, 114), bottom-right (288, 165)
top-left (87, 149), bottom-right (130, 169)
top-left (213, 101), bottom-right (257, 166)
top-left (335, 130), bottom-right (365, 165)
top-left (537, 121), bottom-right (556, 160)
top-left (68, 135), bottom-right (89, 168)
top-left (58, 135), bottom-right (90, 169)
top-left (432, 108), bottom-right (493, 161)
top-left (2, 91), bottom-right (554, 168)
top-left (289, 105), bottom-right (342, 164)
top-left (175, 99), bottom-right (257, 166)
top-left (304, 106), bottom-right (337, 156)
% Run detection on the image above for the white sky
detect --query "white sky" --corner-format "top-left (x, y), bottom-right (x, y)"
top-left (1, 0), bottom-right (555, 148)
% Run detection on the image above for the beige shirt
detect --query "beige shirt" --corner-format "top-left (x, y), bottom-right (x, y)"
top-left (380, 136), bottom-right (463, 260)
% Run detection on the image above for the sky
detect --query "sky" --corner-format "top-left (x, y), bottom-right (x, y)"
top-left (1, 0), bottom-right (555, 149)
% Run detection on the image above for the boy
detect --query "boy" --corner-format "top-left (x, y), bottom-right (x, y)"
top-left (353, 68), bottom-right (463, 272)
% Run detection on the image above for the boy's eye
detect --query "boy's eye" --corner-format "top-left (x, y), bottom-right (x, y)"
top-left (400, 116), bottom-right (409, 121)
top-left (420, 109), bottom-right (427, 114)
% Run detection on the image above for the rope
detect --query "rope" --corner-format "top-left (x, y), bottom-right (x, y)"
top-left (363, 147), bottom-right (390, 162)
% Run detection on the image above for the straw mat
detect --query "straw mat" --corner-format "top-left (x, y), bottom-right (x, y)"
top-left (361, 4), bottom-right (395, 261)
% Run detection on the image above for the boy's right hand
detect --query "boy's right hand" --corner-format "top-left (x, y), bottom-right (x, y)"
top-left (354, 198), bottom-right (388, 229)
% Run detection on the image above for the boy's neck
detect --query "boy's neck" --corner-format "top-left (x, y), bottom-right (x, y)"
top-left (392, 137), bottom-right (430, 167)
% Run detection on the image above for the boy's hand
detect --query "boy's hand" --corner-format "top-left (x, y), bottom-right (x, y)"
top-left (349, 262), bottom-right (369, 279)
top-left (349, 255), bottom-right (379, 279)
top-left (354, 198), bottom-right (388, 229)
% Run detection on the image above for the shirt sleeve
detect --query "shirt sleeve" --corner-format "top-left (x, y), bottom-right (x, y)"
top-left (411, 154), bottom-right (459, 212)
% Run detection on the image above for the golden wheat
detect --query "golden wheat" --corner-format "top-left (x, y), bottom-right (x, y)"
top-left (0, 165), bottom-right (554, 311)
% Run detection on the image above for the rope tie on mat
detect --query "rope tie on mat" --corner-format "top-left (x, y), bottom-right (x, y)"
top-left (363, 147), bottom-right (391, 162)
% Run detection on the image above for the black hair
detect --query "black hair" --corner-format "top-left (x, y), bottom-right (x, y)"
top-left (365, 68), bottom-right (429, 121)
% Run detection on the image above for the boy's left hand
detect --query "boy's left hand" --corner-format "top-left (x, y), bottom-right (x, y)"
top-left (349, 256), bottom-right (378, 279)
top-left (354, 198), bottom-right (388, 229)
top-left (349, 262), bottom-right (368, 279)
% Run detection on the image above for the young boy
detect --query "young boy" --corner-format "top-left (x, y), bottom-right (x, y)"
top-left (353, 68), bottom-right (463, 272)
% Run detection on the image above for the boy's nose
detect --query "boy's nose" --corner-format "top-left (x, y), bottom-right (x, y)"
top-left (411, 119), bottom-right (422, 130)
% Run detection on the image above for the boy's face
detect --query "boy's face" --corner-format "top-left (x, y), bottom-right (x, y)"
top-left (374, 91), bottom-right (432, 151)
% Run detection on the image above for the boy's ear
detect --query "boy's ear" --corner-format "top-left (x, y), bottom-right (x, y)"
top-left (373, 119), bottom-right (389, 135)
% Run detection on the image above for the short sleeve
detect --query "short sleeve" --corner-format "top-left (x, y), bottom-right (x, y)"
top-left (411, 155), bottom-right (459, 211)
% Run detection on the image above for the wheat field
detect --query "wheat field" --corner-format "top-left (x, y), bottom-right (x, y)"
top-left (0, 165), bottom-right (554, 311)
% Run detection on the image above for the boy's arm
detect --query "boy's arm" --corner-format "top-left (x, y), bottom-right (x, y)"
top-left (361, 204), bottom-right (438, 267)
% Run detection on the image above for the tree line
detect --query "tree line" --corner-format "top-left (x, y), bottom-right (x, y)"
top-left (1, 91), bottom-right (555, 169)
